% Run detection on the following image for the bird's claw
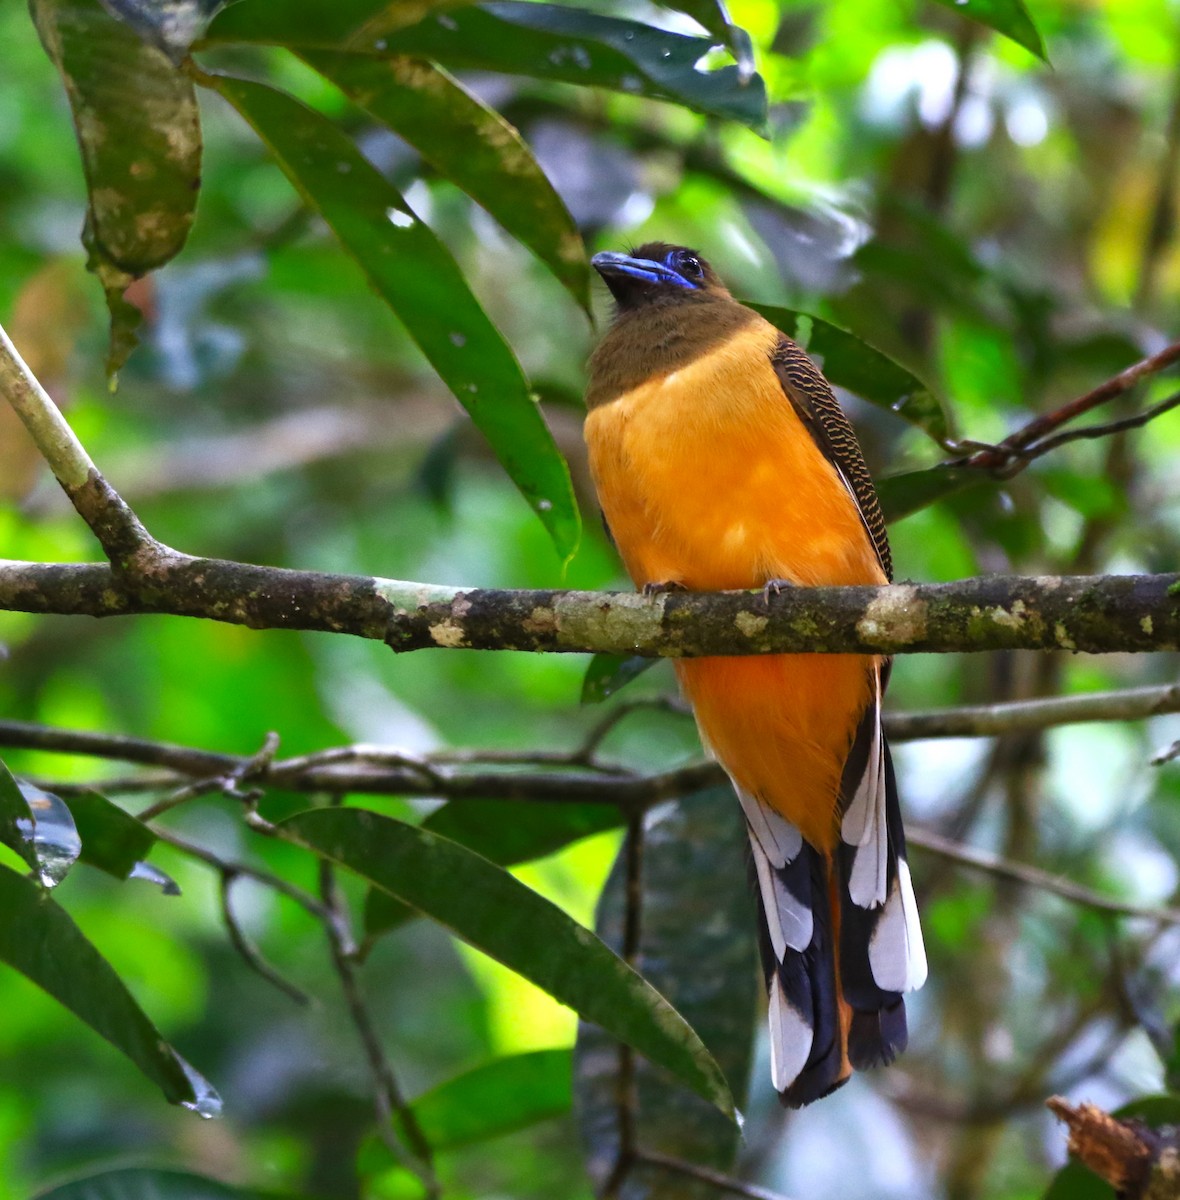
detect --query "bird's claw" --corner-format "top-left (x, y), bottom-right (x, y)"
top-left (762, 578), bottom-right (795, 606)
top-left (642, 580), bottom-right (687, 596)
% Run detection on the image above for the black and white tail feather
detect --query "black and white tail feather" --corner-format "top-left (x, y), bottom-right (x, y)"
top-left (736, 666), bottom-right (926, 1107)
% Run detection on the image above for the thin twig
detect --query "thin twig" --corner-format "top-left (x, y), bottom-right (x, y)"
top-left (956, 340), bottom-right (1180, 472)
top-left (137, 731), bottom-right (280, 821)
top-left (1010, 388), bottom-right (1180, 466)
top-left (907, 827), bottom-right (1180, 925)
top-left (636, 1150), bottom-right (796, 1200)
top-left (317, 830), bottom-right (438, 1195)
top-left (219, 872), bottom-right (312, 1006)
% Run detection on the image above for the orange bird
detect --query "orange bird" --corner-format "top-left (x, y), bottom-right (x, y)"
top-left (583, 243), bottom-right (926, 1107)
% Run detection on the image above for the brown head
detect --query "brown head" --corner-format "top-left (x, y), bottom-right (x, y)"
top-left (591, 242), bottom-right (731, 312)
top-left (586, 242), bottom-right (757, 408)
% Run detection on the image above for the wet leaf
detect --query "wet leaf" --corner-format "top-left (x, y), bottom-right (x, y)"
top-left (0, 861), bottom-right (219, 1114)
top-left (211, 74), bottom-right (580, 561)
top-left (577, 788), bottom-right (758, 1195)
top-left (877, 465), bottom-right (986, 523)
top-left (412, 1048), bottom-right (571, 1149)
top-left (749, 303), bottom-right (949, 444)
top-left (0, 759), bottom-right (80, 887)
top-left (301, 51), bottom-right (590, 314)
top-left (98, 0), bottom-right (230, 61)
top-left (659, 1), bottom-right (756, 82)
top-left (283, 807), bottom-right (733, 1116)
top-left (581, 654), bottom-right (657, 704)
top-left (930, 0), bottom-right (1047, 61)
top-left (31, 0), bottom-right (202, 373)
top-left (207, 3), bottom-right (768, 132)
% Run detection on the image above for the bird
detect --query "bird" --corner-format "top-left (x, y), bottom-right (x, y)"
top-left (582, 242), bottom-right (927, 1107)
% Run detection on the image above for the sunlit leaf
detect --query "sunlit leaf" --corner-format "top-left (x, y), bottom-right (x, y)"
top-left (301, 51), bottom-right (590, 314)
top-left (34, 1167), bottom-right (298, 1199)
top-left (412, 1048), bottom-right (571, 1149)
top-left (282, 807), bottom-right (733, 1116)
top-left (0, 861), bottom-right (219, 1114)
top-left (211, 74), bottom-right (580, 560)
top-left (930, 0), bottom-right (1047, 61)
top-left (748, 303), bottom-right (949, 444)
top-left (877, 465), bottom-right (985, 522)
top-left (581, 653), bottom-right (657, 704)
top-left (31, 0), bottom-right (202, 372)
top-left (577, 788), bottom-right (757, 1192)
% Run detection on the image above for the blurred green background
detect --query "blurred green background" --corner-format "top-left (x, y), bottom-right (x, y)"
top-left (2, 0), bottom-right (1180, 1197)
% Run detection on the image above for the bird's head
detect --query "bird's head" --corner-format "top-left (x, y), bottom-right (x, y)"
top-left (591, 242), bottom-right (728, 311)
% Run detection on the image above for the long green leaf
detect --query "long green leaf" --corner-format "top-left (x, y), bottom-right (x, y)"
top-left (577, 788), bottom-right (757, 1194)
top-left (64, 790), bottom-right (160, 880)
top-left (412, 1049), bottom-right (571, 1149)
top-left (210, 74), bottom-right (580, 560)
top-left (930, 0), bottom-right (1047, 61)
top-left (0, 861), bottom-right (218, 1114)
top-left (300, 51), bottom-right (590, 314)
top-left (31, 0), bottom-right (202, 372)
top-left (282, 807), bottom-right (733, 1117)
top-left (658, 1), bottom-right (755, 82)
top-left (34, 1169), bottom-right (268, 1200)
top-left (204, 2), bottom-right (768, 132)
top-left (748, 302), bottom-right (949, 444)
top-left (877, 464), bottom-right (986, 522)
top-left (201, 0), bottom-right (451, 47)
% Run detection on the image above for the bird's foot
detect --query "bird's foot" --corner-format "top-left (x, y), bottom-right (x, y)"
top-left (761, 577), bottom-right (795, 607)
top-left (642, 580), bottom-right (687, 596)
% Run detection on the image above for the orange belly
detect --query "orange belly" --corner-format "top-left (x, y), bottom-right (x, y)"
top-left (583, 319), bottom-right (885, 850)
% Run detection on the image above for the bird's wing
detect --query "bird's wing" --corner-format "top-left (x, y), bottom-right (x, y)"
top-left (770, 335), bottom-right (893, 582)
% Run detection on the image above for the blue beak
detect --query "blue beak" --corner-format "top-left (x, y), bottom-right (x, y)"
top-left (591, 251), bottom-right (696, 290)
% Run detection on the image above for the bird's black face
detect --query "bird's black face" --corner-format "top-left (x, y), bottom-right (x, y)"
top-left (591, 241), bottom-right (718, 310)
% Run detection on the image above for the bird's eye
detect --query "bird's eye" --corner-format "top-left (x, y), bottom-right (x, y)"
top-left (670, 251), bottom-right (703, 281)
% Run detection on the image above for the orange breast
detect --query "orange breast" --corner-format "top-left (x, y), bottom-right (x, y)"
top-left (584, 316), bottom-right (886, 850)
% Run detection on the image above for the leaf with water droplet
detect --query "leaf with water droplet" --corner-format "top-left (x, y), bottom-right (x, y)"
top-left (0, 758), bottom-right (81, 887)
top-left (128, 860), bottom-right (182, 895)
top-left (63, 789), bottom-right (167, 884)
top-left (0, 860), bottom-right (216, 1111)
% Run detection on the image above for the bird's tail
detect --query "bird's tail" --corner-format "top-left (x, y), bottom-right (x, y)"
top-left (740, 717), bottom-right (926, 1107)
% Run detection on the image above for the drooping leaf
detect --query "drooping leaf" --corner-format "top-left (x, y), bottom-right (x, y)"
top-left (411, 1049), bottom-right (571, 1149)
top-left (577, 788), bottom-right (757, 1195)
top-left (207, 3), bottom-right (768, 132)
top-left (301, 51), bottom-right (590, 314)
top-left (362, 799), bottom-right (624, 949)
top-left (748, 303), bottom-right (950, 444)
top-left (97, 0), bottom-right (230, 61)
top-left (210, 74), bottom-right (580, 561)
top-left (282, 807), bottom-right (733, 1116)
top-left (658, 1), bottom-right (755, 83)
top-left (581, 653), bottom-right (657, 704)
top-left (34, 1167), bottom-right (297, 1200)
top-left (31, 0), bottom-right (202, 373)
top-left (0, 861), bottom-right (219, 1114)
top-left (877, 465), bottom-right (987, 522)
top-left (0, 759), bottom-right (81, 887)
top-left (929, 0), bottom-right (1047, 61)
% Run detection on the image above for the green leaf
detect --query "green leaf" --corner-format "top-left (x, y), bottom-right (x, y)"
top-left (31, 0), bottom-right (202, 373)
top-left (576, 788), bottom-right (757, 1192)
top-left (747, 303), bottom-right (950, 444)
top-left (33, 1168), bottom-right (276, 1200)
top-left (877, 465), bottom-right (986, 523)
top-left (210, 74), bottom-right (580, 561)
top-left (411, 1048), bottom-right (571, 1149)
top-left (362, 799), bottom-right (624, 949)
top-left (282, 807), bottom-right (733, 1117)
top-left (202, 0), bottom-right (449, 47)
top-left (300, 51), bottom-right (590, 315)
top-left (581, 653), bottom-right (657, 704)
top-left (64, 790), bottom-right (162, 881)
top-left (207, 3), bottom-right (769, 132)
top-left (929, 0), bottom-right (1047, 61)
top-left (0, 758), bottom-right (81, 887)
top-left (659, 1), bottom-right (756, 82)
top-left (0, 861), bottom-right (219, 1114)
